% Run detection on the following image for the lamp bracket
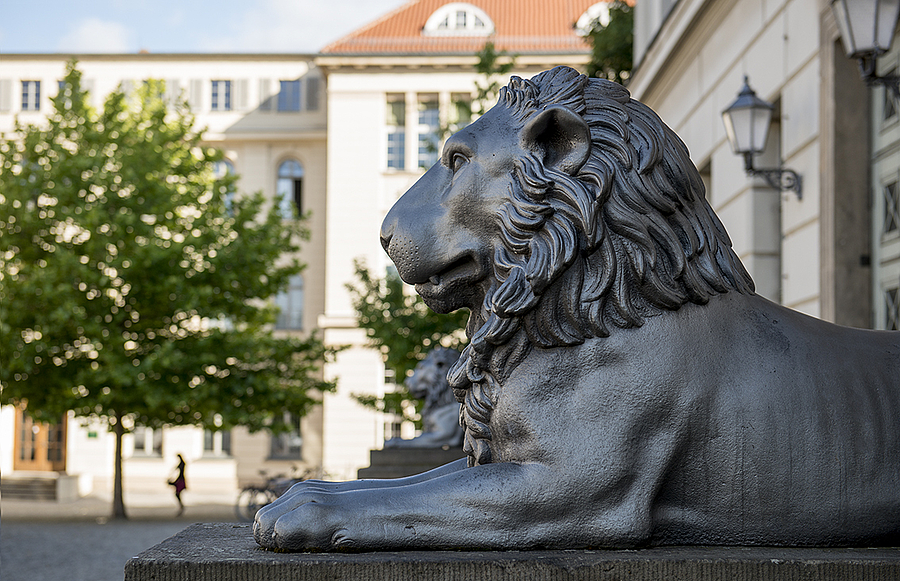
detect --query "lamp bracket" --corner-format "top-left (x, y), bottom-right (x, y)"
top-left (857, 54), bottom-right (900, 101)
top-left (742, 152), bottom-right (803, 199)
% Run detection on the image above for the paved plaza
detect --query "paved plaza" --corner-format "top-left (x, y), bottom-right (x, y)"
top-left (1, 491), bottom-right (239, 581)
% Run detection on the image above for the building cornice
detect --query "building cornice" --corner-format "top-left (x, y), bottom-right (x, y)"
top-left (0, 53), bottom-right (318, 62)
top-left (207, 129), bottom-right (328, 143)
top-left (628, 0), bottom-right (714, 100)
top-left (315, 53), bottom-right (589, 74)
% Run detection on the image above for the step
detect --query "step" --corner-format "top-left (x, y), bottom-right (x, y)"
top-left (358, 447), bottom-right (467, 479)
top-left (1, 476), bottom-right (58, 501)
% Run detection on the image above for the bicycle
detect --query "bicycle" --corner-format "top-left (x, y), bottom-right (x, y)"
top-left (235, 467), bottom-right (313, 522)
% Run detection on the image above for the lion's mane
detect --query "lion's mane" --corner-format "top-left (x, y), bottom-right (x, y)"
top-left (448, 66), bottom-right (755, 467)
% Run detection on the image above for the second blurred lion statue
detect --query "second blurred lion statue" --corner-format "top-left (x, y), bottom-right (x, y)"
top-left (384, 347), bottom-right (462, 449)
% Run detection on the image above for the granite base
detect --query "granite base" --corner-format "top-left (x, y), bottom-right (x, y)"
top-left (125, 523), bottom-right (900, 581)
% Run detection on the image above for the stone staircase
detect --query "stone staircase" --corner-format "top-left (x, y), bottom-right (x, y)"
top-left (357, 447), bottom-right (466, 479)
top-left (1, 473), bottom-right (59, 501)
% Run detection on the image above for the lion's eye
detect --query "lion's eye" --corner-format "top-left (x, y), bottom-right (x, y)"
top-left (450, 152), bottom-right (469, 173)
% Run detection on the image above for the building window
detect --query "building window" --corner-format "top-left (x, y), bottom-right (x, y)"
top-left (886, 286), bottom-right (900, 330)
top-left (884, 70), bottom-right (898, 122)
top-left (56, 79), bottom-right (73, 110)
top-left (451, 92), bottom-right (472, 127)
top-left (417, 95), bottom-right (440, 169)
top-left (21, 80), bottom-right (40, 111)
top-left (204, 429), bottom-right (232, 456)
top-left (133, 427), bottom-right (163, 456)
top-left (423, 3), bottom-right (494, 35)
top-left (305, 77), bottom-right (320, 110)
top-left (211, 80), bottom-right (232, 111)
top-left (277, 159), bottom-right (304, 219)
top-left (214, 159), bottom-right (236, 215)
top-left (270, 412), bottom-right (302, 459)
top-left (884, 181), bottom-right (899, 235)
top-left (278, 80), bottom-right (301, 112)
top-left (385, 421), bottom-right (403, 441)
top-left (275, 274), bottom-right (304, 330)
top-left (386, 95), bottom-right (406, 170)
top-left (214, 159), bottom-right (235, 177)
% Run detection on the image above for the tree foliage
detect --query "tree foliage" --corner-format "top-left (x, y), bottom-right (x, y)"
top-left (0, 61), bottom-right (335, 516)
top-left (346, 261), bottom-right (468, 421)
top-left (586, 0), bottom-right (634, 85)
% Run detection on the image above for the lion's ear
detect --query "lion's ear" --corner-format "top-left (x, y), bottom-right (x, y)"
top-left (521, 105), bottom-right (592, 176)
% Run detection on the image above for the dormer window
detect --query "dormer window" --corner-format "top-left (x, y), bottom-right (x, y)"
top-left (575, 2), bottom-right (611, 36)
top-left (423, 3), bottom-right (494, 36)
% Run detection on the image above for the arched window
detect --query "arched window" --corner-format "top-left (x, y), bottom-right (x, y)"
top-left (277, 159), bottom-right (304, 219)
top-left (214, 159), bottom-right (235, 177)
top-left (423, 3), bottom-right (494, 36)
top-left (275, 274), bottom-right (304, 330)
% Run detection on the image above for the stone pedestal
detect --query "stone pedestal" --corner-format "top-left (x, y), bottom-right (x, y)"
top-left (356, 446), bottom-right (465, 479)
top-left (126, 523), bottom-right (900, 581)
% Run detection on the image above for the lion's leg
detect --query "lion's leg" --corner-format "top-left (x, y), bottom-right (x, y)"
top-left (256, 460), bottom-right (653, 551)
top-left (254, 458), bottom-right (468, 542)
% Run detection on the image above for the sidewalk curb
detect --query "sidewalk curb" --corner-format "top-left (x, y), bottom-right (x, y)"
top-left (1, 495), bottom-right (240, 523)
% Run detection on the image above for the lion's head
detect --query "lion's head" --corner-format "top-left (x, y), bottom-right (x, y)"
top-left (405, 347), bottom-right (459, 414)
top-left (381, 66), bottom-right (754, 466)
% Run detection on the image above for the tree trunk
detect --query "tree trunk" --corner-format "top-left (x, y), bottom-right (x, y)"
top-left (112, 412), bottom-right (127, 519)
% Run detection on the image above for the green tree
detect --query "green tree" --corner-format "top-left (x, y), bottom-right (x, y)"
top-left (346, 261), bottom-right (468, 422)
top-left (0, 61), bottom-right (335, 519)
top-left (586, 0), bottom-right (634, 84)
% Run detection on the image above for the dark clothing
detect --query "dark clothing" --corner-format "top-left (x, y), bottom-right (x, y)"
top-left (169, 458), bottom-right (187, 495)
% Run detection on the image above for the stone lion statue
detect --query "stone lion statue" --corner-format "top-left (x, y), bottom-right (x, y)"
top-left (384, 347), bottom-right (463, 449)
top-left (256, 66), bottom-right (900, 551)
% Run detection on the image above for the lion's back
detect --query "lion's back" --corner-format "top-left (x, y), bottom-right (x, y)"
top-left (655, 293), bottom-right (900, 545)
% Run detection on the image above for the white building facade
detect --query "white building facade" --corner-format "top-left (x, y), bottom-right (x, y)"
top-left (629, 0), bottom-right (897, 332)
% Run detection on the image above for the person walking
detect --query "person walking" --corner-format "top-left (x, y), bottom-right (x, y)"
top-left (168, 454), bottom-right (187, 516)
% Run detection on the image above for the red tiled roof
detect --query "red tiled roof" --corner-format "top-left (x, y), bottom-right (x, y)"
top-left (322, 0), bottom-right (607, 55)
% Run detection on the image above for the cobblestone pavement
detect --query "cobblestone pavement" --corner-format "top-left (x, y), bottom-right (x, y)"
top-left (1, 495), bottom-right (240, 581)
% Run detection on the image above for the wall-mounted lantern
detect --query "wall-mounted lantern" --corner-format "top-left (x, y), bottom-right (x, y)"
top-left (831, 0), bottom-right (900, 99)
top-left (722, 76), bottom-right (802, 198)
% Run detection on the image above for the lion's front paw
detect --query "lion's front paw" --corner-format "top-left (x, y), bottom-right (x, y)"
top-left (269, 502), bottom-right (339, 550)
top-left (254, 488), bottom-right (348, 551)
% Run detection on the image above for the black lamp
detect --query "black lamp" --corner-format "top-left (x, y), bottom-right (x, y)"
top-left (722, 76), bottom-right (802, 198)
top-left (831, 0), bottom-right (900, 97)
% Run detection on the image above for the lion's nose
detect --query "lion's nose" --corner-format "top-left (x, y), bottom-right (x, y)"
top-left (380, 219), bottom-right (395, 253)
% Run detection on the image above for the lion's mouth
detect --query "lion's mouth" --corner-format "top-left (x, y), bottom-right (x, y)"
top-left (415, 253), bottom-right (486, 299)
top-left (424, 254), bottom-right (479, 285)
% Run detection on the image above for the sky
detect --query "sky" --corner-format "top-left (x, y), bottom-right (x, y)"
top-left (0, 0), bottom-right (408, 54)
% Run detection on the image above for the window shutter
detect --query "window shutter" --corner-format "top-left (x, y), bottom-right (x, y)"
top-left (189, 79), bottom-right (204, 110)
top-left (0, 79), bottom-right (11, 112)
top-left (258, 78), bottom-right (272, 111)
top-left (235, 79), bottom-right (248, 110)
top-left (166, 79), bottom-right (181, 105)
top-left (305, 77), bottom-right (320, 111)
